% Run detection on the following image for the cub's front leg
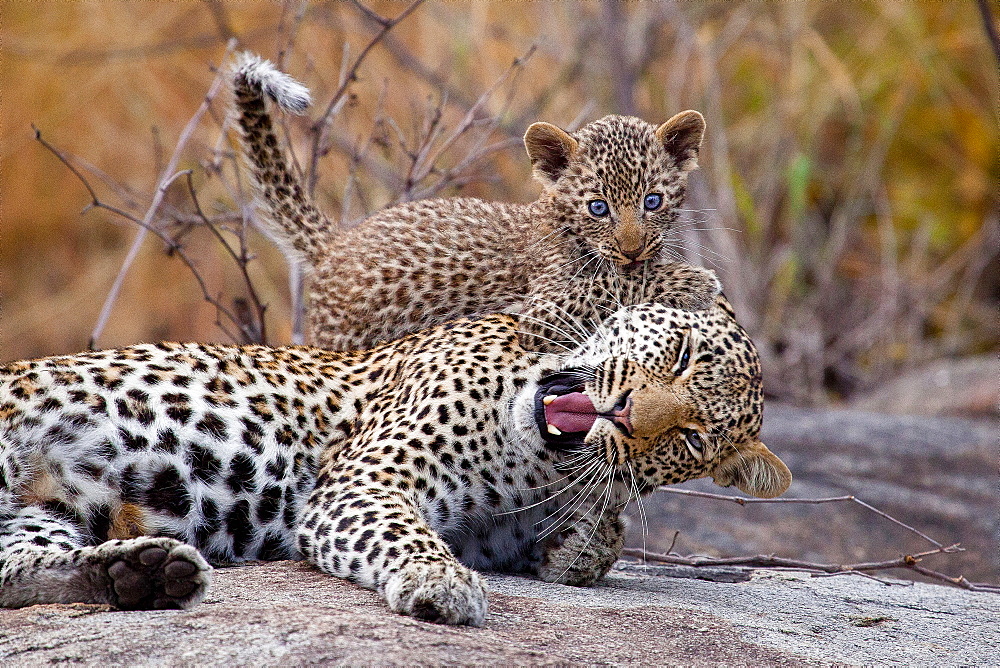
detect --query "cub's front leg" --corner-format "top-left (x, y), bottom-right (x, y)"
top-left (537, 511), bottom-right (625, 587)
top-left (298, 469), bottom-right (488, 626)
top-left (646, 262), bottom-right (722, 311)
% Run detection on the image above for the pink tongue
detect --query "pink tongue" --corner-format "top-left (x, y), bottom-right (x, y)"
top-left (544, 392), bottom-right (597, 433)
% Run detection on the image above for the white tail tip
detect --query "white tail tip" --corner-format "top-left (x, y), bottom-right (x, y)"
top-left (234, 52), bottom-right (312, 114)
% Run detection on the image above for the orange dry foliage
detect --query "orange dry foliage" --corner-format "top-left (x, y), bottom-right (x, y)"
top-left (1, 1), bottom-right (996, 403)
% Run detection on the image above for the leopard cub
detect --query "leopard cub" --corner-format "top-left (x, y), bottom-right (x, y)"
top-left (233, 53), bottom-right (721, 351)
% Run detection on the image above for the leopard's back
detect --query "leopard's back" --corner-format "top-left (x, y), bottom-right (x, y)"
top-left (307, 197), bottom-right (560, 348)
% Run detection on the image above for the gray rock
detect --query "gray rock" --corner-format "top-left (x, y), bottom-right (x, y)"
top-left (1, 561), bottom-right (996, 666)
top-left (851, 354), bottom-right (999, 420)
top-left (628, 404), bottom-right (999, 583)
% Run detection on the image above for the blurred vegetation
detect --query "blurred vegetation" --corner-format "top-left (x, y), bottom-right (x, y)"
top-left (1, 0), bottom-right (997, 406)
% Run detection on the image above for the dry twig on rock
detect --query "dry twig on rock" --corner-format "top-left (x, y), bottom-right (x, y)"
top-left (621, 488), bottom-right (1000, 593)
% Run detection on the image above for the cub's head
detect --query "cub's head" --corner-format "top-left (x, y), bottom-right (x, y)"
top-left (530, 301), bottom-right (790, 498)
top-left (524, 113), bottom-right (705, 271)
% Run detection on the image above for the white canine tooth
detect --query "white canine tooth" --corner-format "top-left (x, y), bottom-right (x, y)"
top-left (542, 395), bottom-right (557, 405)
top-left (547, 423), bottom-right (562, 436)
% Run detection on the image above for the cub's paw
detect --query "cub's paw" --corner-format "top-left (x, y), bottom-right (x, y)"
top-left (658, 264), bottom-right (722, 311)
top-left (383, 559), bottom-right (488, 626)
top-left (90, 537), bottom-right (212, 610)
top-left (538, 515), bottom-right (625, 587)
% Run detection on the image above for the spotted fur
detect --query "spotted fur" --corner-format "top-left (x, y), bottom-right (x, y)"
top-left (0, 303), bottom-right (790, 625)
top-left (232, 53), bottom-right (722, 352)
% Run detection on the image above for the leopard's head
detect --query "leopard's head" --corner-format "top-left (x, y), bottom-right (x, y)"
top-left (524, 113), bottom-right (705, 272)
top-left (526, 301), bottom-right (790, 498)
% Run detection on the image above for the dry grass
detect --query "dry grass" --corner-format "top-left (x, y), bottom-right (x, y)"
top-left (1, 1), bottom-right (997, 404)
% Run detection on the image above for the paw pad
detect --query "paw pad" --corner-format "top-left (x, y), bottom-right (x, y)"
top-left (103, 539), bottom-right (211, 611)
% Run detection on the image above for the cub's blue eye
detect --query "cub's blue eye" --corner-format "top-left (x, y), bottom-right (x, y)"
top-left (588, 200), bottom-right (609, 217)
top-left (644, 193), bottom-right (663, 211)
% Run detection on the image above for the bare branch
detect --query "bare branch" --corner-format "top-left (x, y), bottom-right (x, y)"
top-left (276, 0), bottom-right (310, 70)
top-left (34, 142), bottom-right (255, 343)
top-left (307, 0), bottom-right (428, 195)
top-left (88, 37), bottom-right (238, 349)
top-left (35, 41), bottom-right (270, 346)
top-left (976, 0), bottom-right (1000, 67)
top-left (183, 172), bottom-right (269, 344)
top-left (655, 487), bottom-right (943, 548)
top-left (621, 544), bottom-right (1000, 594)
top-left (346, 0), bottom-right (391, 27)
top-left (202, 0), bottom-right (236, 40)
top-left (636, 486), bottom-right (998, 593)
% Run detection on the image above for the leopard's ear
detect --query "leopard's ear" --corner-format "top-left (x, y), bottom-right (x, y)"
top-left (655, 110), bottom-right (705, 173)
top-left (710, 440), bottom-right (791, 499)
top-left (524, 122), bottom-right (578, 186)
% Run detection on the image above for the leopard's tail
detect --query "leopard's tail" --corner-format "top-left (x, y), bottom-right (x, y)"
top-left (231, 52), bottom-right (332, 268)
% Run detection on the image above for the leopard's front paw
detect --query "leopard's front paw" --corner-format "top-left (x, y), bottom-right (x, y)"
top-left (383, 559), bottom-right (488, 626)
top-left (89, 537), bottom-right (212, 610)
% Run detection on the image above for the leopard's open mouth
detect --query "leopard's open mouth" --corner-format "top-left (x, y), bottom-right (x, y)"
top-left (534, 370), bottom-right (633, 449)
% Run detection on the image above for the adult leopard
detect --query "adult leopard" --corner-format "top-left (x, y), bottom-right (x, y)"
top-left (0, 302), bottom-right (789, 625)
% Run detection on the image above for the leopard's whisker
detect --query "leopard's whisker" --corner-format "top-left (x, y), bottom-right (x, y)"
top-left (514, 328), bottom-right (575, 352)
top-left (626, 461), bottom-right (649, 569)
top-left (526, 227), bottom-right (562, 250)
top-left (549, 462), bottom-right (619, 581)
top-left (674, 225), bottom-right (741, 234)
top-left (501, 454), bottom-right (604, 517)
top-left (669, 239), bottom-right (732, 264)
top-left (566, 251), bottom-right (603, 283)
top-left (554, 248), bottom-right (600, 273)
top-left (658, 245), bottom-right (688, 264)
top-left (534, 455), bottom-right (609, 537)
top-left (516, 312), bottom-right (583, 349)
top-left (525, 299), bottom-right (590, 344)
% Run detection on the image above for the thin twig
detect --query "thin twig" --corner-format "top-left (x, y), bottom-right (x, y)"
top-left (276, 0), bottom-right (310, 70)
top-left (88, 38), bottom-right (237, 349)
top-left (406, 48), bottom-right (537, 202)
top-left (656, 487), bottom-right (943, 548)
top-left (35, 139), bottom-right (258, 345)
top-left (636, 487), bottom-right (1000, 593)
top-left (621, 544), bottom-right (1000, 593)
top-left (307, 0), bottom-right (427, 195)
top-left (976, 0), bottom-right (1000, 67)
top-left (183, 172), bottom-right (269, 344)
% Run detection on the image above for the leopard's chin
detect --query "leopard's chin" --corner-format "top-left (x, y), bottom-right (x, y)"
top-left (617, 259), bottom-right (650, 273)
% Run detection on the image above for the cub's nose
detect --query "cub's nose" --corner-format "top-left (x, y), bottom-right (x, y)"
top-left (622, 245), bottom-right (644, 261)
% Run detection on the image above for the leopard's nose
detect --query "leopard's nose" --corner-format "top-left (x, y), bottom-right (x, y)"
top-left (629, 387), bottom-right (686, 439)
top-left (610, 395), bottom-right (633, 435)
top-left (622, 244), bottom-right (644, 261)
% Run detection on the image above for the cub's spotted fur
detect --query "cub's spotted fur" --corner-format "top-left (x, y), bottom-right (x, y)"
top-left (233, 53), bottom-right (722, 351)
top-left (0, 303), bottom-right (789, 625)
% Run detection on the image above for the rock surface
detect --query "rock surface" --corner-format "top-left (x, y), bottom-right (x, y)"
top-left (1, 561), bottom-right (997, 666)
top-left (629, 404), bottom-right (998, 583)
top-left (852, 354), bottom-right (999, 420)
top-left (2, 406), bottom-right (996, 665)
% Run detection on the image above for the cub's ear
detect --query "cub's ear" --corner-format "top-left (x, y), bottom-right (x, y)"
top-left (710, 440), bottom-right (791, 499)
top-left (524, 122), bottom-right (579, 186)
top-left (655, 110), bottom-right (706, 173)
